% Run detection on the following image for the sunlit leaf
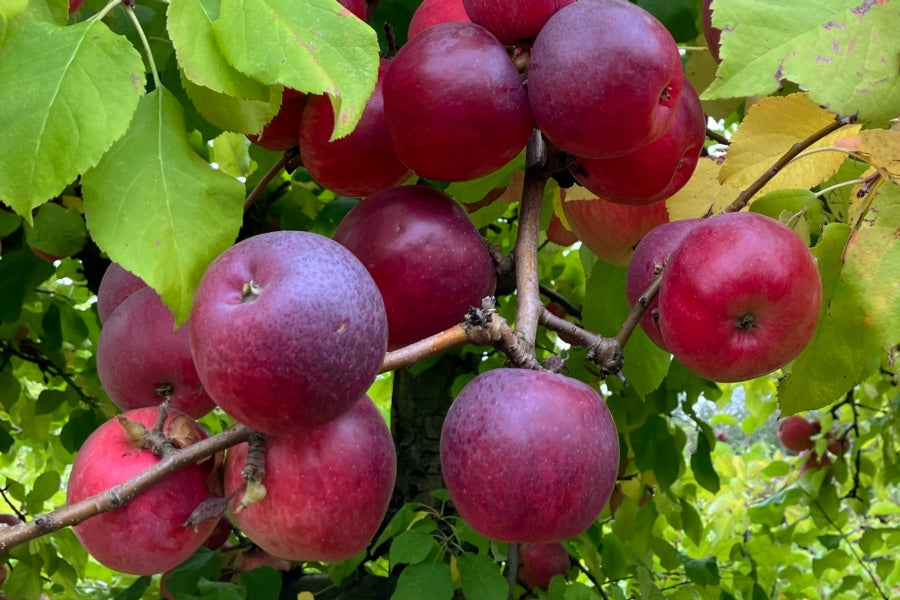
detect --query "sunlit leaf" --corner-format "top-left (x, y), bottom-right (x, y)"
top-left (834, 128), bottom-right (900, 184)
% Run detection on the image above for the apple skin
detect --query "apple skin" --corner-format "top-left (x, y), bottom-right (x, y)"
top-left (625, 219), bottom-right (703, 351)
top-left (224, 396), bottom-right (396, 562)
top-left (69, 0), bottom-right (84, 13)
top-left (569, 77), bottom-right (706, 205)
top-left (546, 212), bottom-right (578, 247)
top-left (462, 0), bottom-right (575, 45)
top-left (96, 262), bottom-right (148, 323)
top-left (408, 0), bottom-right (470, 39)
top-left (383, 21), bottom-right (533, 182)
top-left (97, 286), bottom-right (216, 419)
top-left (703, 0), bottom-right (723, 64)
top-left (518, 542), bottom-right (570, 589)
top-left (247, 89), bottom-right (307, 151)
top-left (658, 212), bottom-right (823, 382)
top-left (561, 189), bottom-right (669, 266)
top-left (338, 0), bottom-right (366, 20)
top-left (777, 415), bottom-right (821, 452)
top-left (300, 60), bottom-right (411, 197)
top-left (66, 407), bottom-right (219, 575)
top-left (202, 517), bottom-right (233, 550)
top-left (333, 185), bottom-right (496, 350)
top-left (528, 0), bottom-right (682, 158)
top-left (188, 231), bottom-right (387, 434)
top-left (440, 368), bottom-right (619, 543)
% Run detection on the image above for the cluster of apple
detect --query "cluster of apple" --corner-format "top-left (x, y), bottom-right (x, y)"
top-left (68, 230), bottom-right (398, 575)
top-left (626, 211), bottom-right (823, 383)
top-left (777, 415), bottom-right (850, 472)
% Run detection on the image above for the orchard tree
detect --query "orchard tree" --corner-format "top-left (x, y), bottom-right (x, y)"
top-left (0, 0), bottom-right (898, 599)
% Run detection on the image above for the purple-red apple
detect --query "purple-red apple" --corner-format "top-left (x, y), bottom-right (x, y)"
top-left (518, 542), bottom-right (570, 589)
top-left (528, 0), bottom-right (682, 158)
top-left (97, 286), bottom-right (215, 418)
top-left (440, 368), bottom-right (619, 542)
top-left (625, 218), bottom-right (703, 351)
top-left (300, 60), bottom-right (411, 197)
top-left (561, 187), bottom-right (670, 266)
top-left (248, 89), bottom-right (307, 151)
top-left (462, 0), bottom-right (575, 45)
top-left (203, 517), bottom-right (233, 550)
top-left (66, 407), bottom-right (219, 575)
top-left (224, 396), bottom-right (396, 562)
top-left (408, 0), bottom-right (470, 39)
top-left (189, 231), bottom-right (387, 434)
top-left (333, 185), bottom-right (496, 350)
top-left (569, 77), bottom-right (706, 205)
top-left (96, 262), bottom-right (147, 323)
top-left (777, 416), bottom-right (821, 452)
top-left (658, 212), bottom-right (823, 382)
top-left (383, 21), bottom-right (533, 182)
top-left (338, 0), bottom-right (366, 19)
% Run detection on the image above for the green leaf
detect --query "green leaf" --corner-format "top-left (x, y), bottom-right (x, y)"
top-left (601, 533), bottom-right (628, 580)
top-left (392, 560), bottom-right (453, 600)
top-left (213, 0), bottom-right (379, 139)
top-left (59, 409), bottom-right (102, 454)
top-left (457, 552), bottom-right (507, 600)
top-left (372, 502), bottom-right (418, 552)
top-left (113, 576), bottom-right (152, 600)
top-left (631, 415), bottom-right (681, 489)
top-left (704, 0), bottom-right (900, 123)
top-left (0, 246), bottom-right (56, 323)
top-left (635, 0), bottom-right (698, 43)
top-left (82, 86), bottom-right (245, 324)
top-left (0, 211), bottom-right (22, 238)
top-left (239, 566), bottom-right (282, 600)
top-left (35, 389), bottom-right (68, 415)
top-left (24, 203), bottom-right (86, 259)
top-left (4, 562), bottom-right (43, 600)
top-left (181, 71), bottom-right (281, 136)
top-left (680, 499), bottom-right (703, 546)
top-left (210, 132), bottom-right (255, 178)
top-left (197, 579), bottom-right (246, 599)
top-left (817, 534), bottom-right (843, 550)
top-left (748, 488), bottom-right (804, 526)
top-left (165, 547), bottom-right (222, 596)
top-left (0, 368), bottom-right (20, 410)
top-left (40, 302), bottom-right (62, 352)
top-left (691, 433), bottom-right (721, 493)
top-left (681, 556), bottom-right (720, 587)
top-left (390, 530), bottom-right (439, 568)
top-left (0, 20), bottom-right (144, 217)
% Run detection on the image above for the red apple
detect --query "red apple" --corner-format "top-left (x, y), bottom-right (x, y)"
top-left (300, 60), bottom-right (411, 197)
top-left (569, 77), bottom-right (706, 205)
top-left (224, 396), bottom-right (396, 562)
top-left (333, 185), bottom-right (496, 350)
top-left (234, 548), bottom-right (291, 572)
top-left (561, 188), bottom-right (669, 266)
top-left (203, 517), bottom-right (233, 550)
top-left (69, 0), bottom-right (84, 13)
top-left (338, 0), bottom-right (366, 20)
top-left (96, 262), bottom-right (147, 323)
top-left (188, 231), bottom-right (387, 434)
top-left (440, 368), bottom-right (619, 542)
top-left (777, 415), bottom-right (821, 452)
top-left (625, 219), bottom-right (703, 351)
top-left (383, 21), bottom-right (533, 182)
top-left (97, 286), bottom-right (216, 419)
top-left (408, 0), bottom-right (470, 39)
top-left (519, 542), bottom-right (570, 589)
top-left (546, 212), bottom-right (578, 246)
top-left (658, 212), bottom-right (823, 382)
top-left (462, 0), bottom-right (575, 45)
top-left (248, 89), bottom-right (307, 151)
top-left (528, 0), bottom-right (682, 158)
top-left (66, 408), bottom-right (219, 575)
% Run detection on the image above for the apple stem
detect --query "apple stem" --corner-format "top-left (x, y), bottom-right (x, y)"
top-left (243, 151), bottom-right (294, 212)
top-left (506, 542), bottom-right (519, 599)
top-left (242, 433), bottom-right (267, 484)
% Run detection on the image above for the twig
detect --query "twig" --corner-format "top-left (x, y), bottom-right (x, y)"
top-left (538, 307), bottom-right (603, 349)
top-left (243, 151), bottom-right (293, 212)
top-left (0, 341), bottom-right (94, 406)
top-left (718, 115), bottom-right (856, 215)
top-left (379, 324), bottom-right (469, 373)
top-left (538, 285), bottom-right (582, 320)
top-left (615, 274), bottom-right (662, 348)
top-left (705, 127), bottom-right (730, 146)
top-left (0, 424), bottom-right (254, 552)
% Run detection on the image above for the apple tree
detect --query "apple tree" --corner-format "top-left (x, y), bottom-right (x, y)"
top-left (0, 0), bottom-right (898, 599)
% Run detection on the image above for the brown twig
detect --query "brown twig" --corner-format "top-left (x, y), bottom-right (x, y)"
top-left (705, 127), bottom-right (730, 145)
top-left (0, 424), bottom-right (254, 552)
top-left (379, 324), bottom-right (470, 373)
top-left (242, 150), bottom-right (294, 212)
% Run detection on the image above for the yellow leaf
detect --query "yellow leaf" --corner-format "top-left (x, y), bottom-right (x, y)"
top-left (297, 592), bottom-right (315, 600)
top-left (835, 129), bottom-right (900, 184)
top-left (720, 93), bottom-right (862, 197)
top-left (664, 157), bottom-right (740, 219)
top-left (552, 186), bottom-right (573, 230)
top-left (450, 553), bottom-right (460, 583)
top-left (849, 166), bottom-right (880, 224)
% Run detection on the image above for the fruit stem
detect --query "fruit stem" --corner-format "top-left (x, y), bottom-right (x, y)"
top-left (243, 151), bottom-right (293, 212)
top-left (122, 4), bottom-right (160, 90)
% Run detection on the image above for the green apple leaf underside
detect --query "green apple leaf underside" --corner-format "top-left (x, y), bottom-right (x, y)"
top-left (180, 70), bottom-right (281, 136)
top-left (212, 0), bottom-right (379, 140)
top-left (704, 0), bottom-right (900, 123)
top-left (0, 20), bottom-right (144, 218)
top-left (82, 87), bottom-right (245, 325)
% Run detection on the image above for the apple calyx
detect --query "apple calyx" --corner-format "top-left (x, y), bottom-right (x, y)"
top-left (737, 314), bottom-right (757, 331)
top-left (240, 280), bottom-right (262, 303)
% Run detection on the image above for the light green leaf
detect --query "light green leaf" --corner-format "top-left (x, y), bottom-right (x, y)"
top-left (390, 530), bottom-right (439, 568)
top-left (181, 70), bottom-right (281, 135)
top-left (82, 87), bottom-right (245, 324)
top-left (24, 203), bottom-right (86, 259)
top-left (0, 20), bottom-right (144, 218)
top-left (213, 0), bottom-right (378, 139)
top-left (704, 0), bottom-right (900, 123)
top-left (392, 560), bottom-right (453, 600)
top-left (210, 132), bottom-right (255, 178)
top-left (457, 552), bottom-right (507, 600)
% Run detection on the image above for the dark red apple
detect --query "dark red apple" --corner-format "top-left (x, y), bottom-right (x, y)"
top-left (224, 396), bottom-right (396, 562)
top-left (300, 60), bottom-right (411, 197)
top-left (188, 231), bottom-right (387, 434)
top-left (658, 212), bottom-right (823, 382)
top-left (383, 21), bottom-right (533, 182)
top-left (408, 0), bottom-right (470, 39)
top-left (440, 368), bottom-right (619, 542)
top-left (96, 262), bottom-right (147, 323)
top-left (333, 185), bottom-right (496, 350)
top-left (519, 542), bottom-right (570, 589)
top-left (462, 0), bottom-right (575, 45)
top-left (66, 407), bottom-right (219, 575)
top-left (777, 416), bottom-right (821, 452)
top-left (569, 77), bottom-right (706, 205)
top-left (528, 0), bottom-right (682, 158)
top-left (234, 548), bottom-right (291, 572)
top-left (703, 0), bottom-right (723, 64)
top-left (561, 189), bottom-right (669, 266)
top-left (203, 517), bottom-right (233, 550)
top-left (69, 0), bottom-right (84, 13)
top-left (248, 89), bottom-right (307, 151)
top-left (97, 286), bottom-right (216, 419)
top-left (338, 0), bottom-right (366, 19)
top-left (625, 219), bottom-right (703, 351)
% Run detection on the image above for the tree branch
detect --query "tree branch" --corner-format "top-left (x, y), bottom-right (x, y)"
top-left (0, 341), bottom-right (94, 406)
top-left (243, 150), bottom-right (294, 212)
top-left (0, 424), bottom-right (254, 552)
